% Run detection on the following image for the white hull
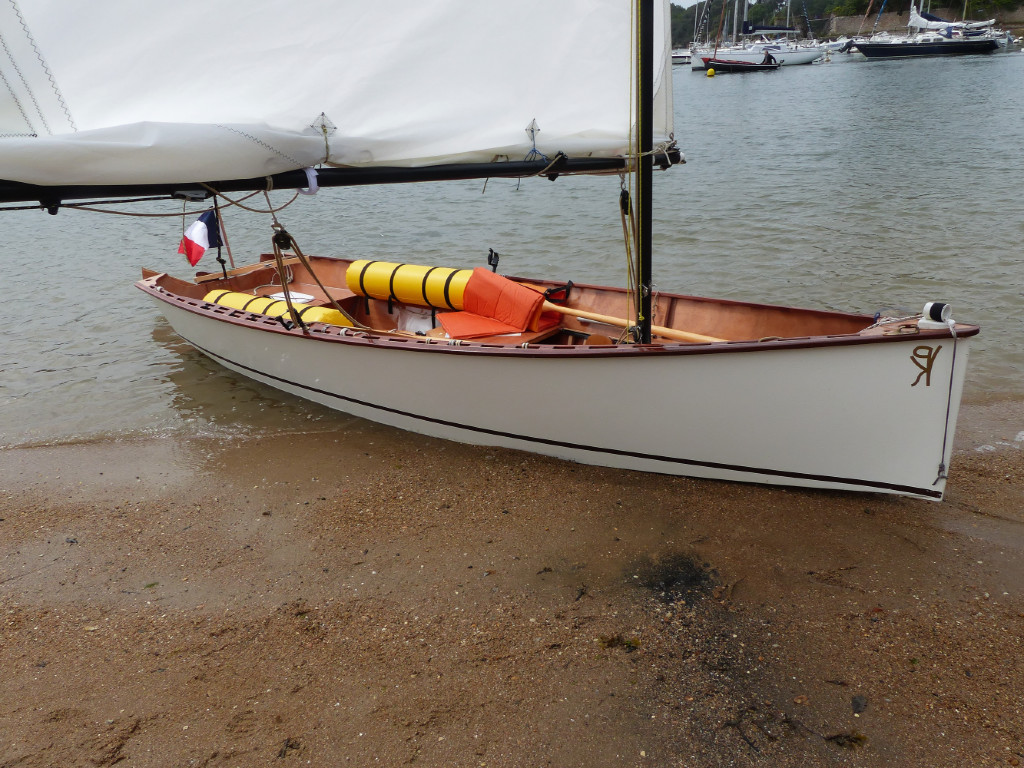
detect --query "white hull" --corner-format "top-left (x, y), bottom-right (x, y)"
top-left (149, 288), bottom-right (970, 500)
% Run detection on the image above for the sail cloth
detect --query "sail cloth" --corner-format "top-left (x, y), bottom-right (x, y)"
top-left (0, 0), bottom-right (674, 188)
top-left (907, 5), bottom-right (995, 30)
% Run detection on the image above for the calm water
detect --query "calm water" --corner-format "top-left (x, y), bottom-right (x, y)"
top-left (2, 52), bottom-right (1023, 448)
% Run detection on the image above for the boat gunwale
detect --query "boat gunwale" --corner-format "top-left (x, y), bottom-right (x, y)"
top-left (165, 256), bottom-right (898, 325)
top-left (137, 277), bottom-right (979, 359)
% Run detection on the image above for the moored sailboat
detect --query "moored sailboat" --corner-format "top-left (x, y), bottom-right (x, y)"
top-left (854, 5), bottom-right (1004, 58)
top-left (0, 1), bottom-right (977, 499)
top-left (701, 57), bottom-right (782, 72)
top-left (691, 42), bottom-right (823, 69)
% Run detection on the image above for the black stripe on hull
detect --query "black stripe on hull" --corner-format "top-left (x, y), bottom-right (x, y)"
top-left (179, 333), bottom-right (944, 499)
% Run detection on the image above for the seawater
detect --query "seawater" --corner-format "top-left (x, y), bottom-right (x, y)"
top-left (2, 52), bottom-right (1022, 448)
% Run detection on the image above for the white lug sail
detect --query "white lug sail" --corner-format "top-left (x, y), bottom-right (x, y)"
top-left (0, 0), bottom-right (673, 186)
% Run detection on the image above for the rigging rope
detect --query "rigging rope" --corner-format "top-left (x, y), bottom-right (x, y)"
top-left (264, 203), bottom-right (368, 331)
top-left (270, 233), bottom-right (308, 333)
top-left (619, 184), bottom-right (639, 342)
top-left (0, 196), bottom-right (199, 214)
top-left (212, 195), bottom-right (234, 269)
top-left (205, 183), bottom-right (299, 215)
top-left (41, 183), bottom-right (298, 220)
top-left (32, 187), bottom-right (265, 218)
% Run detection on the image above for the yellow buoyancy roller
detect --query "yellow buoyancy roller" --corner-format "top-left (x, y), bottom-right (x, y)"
top-left (345, 260), bottom-right (472, 310)
top-left (203, 290), bottom-right (353, 327)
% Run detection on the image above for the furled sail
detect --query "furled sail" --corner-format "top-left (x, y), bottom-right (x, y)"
top-left (0, 0), bottom-right (673, 188)
top-left (907, 5), bottom-right (995, 30)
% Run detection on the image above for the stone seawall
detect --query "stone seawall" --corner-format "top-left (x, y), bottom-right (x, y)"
top-left (829, 7), bottom-right (1024, 35)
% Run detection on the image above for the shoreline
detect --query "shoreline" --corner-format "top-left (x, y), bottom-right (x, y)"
top-left (2, 421), bottom-right (1023, 766)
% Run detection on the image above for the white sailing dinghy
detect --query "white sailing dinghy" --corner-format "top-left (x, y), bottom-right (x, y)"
top-left (0, 1), bottom-right (977, 499)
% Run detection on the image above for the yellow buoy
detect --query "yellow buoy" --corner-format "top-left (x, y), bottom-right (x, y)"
top-left (706, 67), bottom-right (715, 77)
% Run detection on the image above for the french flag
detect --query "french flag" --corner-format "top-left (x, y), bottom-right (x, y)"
top-left (178, 210), bottom-right (223, 266)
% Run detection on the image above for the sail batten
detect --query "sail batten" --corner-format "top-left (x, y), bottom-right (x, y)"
top-left (0, 0), bottom-right (674, 188)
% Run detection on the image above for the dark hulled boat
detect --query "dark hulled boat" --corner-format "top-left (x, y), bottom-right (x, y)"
top-left (856, 4), bottom-right (1004, 59)
top-left (702, 57), bottom-right (781, 72)
top-left (856, 34), bottom-right (999, 58)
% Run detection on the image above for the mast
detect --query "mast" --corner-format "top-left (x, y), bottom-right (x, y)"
top-left (637, 0), bottom-right (654, 344)
top-left (871, 0), bottom-right (889, 34)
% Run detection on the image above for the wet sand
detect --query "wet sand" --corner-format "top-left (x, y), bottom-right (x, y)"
top-left (2, 409), bottom-right (1023, 767)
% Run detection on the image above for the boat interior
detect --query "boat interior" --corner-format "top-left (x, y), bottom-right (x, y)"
top-left (144, 253), bottom-right (885, 348)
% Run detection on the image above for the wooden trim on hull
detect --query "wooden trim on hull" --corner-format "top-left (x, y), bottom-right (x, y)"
top-left (138, 279), bottom-right (977, 359)
top-left (181, 331), bottom-right (945, 499)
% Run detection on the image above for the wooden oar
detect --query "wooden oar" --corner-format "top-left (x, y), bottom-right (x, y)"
top-left (542, 301), bottom-right (725, 344)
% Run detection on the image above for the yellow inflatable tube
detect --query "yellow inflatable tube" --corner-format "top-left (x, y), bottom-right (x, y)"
top-left (346, 260), bottom-right (472, 310)
top-left (203, 290), bottom-right (353, 327)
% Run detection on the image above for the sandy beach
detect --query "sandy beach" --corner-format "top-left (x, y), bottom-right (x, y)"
top-left (2, 405), bottom-right (1023, 767)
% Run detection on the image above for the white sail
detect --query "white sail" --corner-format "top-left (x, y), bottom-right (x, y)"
top-left (0, 0), bottom-right (673, 187)
top-left (907, 5), bottom-right (995, 31)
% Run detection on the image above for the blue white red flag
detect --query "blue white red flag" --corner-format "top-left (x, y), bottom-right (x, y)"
top-left (178, 210), bottom-right (223, 266)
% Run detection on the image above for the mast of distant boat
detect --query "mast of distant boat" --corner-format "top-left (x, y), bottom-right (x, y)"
top-left (871, 0), bottom-right (889, 35)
